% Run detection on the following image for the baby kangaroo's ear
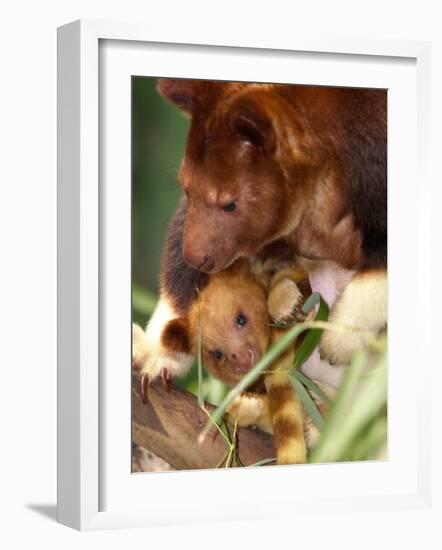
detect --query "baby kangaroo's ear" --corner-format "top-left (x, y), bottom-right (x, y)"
top-left (161, 317), bottom-right (192, 355)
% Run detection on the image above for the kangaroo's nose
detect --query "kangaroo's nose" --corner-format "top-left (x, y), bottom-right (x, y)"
top-left (200, 254), bottom-right (214, 270)
top-left (183, 248), bottom-right (214, 272)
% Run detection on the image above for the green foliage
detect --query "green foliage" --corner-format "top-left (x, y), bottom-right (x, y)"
top-left (132, 282), bottom-right (157, 317)
top-left (290, 374), bottom-right (325, 430)
top-left (293, 293), bottom-right (329, 368)
top-left (310, 340), bottom-right (387, 463)
top-left (132, 77), bottom-right (188, 295)
top-left (291, 369), bottom-right (332, 406)
top-left (132, 77), bottom-right (205, 391)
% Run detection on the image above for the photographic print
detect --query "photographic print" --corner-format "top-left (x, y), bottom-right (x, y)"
top-left (131, 77), bottom-right (387, 473)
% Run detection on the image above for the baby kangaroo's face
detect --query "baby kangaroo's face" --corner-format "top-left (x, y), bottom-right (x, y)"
top-left (192, 263), bottom-right (270, 386)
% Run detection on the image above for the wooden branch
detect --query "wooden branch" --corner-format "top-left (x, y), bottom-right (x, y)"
top-left (132, 374), bottom-right (275, 470)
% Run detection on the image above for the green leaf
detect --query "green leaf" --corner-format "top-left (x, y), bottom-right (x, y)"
top-left (309, 349), bottom-right (387, 463)
top-left (196, 291), bottom-right (205, 409)
top-left (291, 369), bottom-right (332, 406)
top-left (205, 377), bottom-right (229, 406)
top-left (302, 292), bottom-right (321, 313)
top-left (290, 375), bottom-right (325, 430)
top-left (348, 415), bottom-right (387, 462)
top-left (294, 293), bottom-right (329, 368)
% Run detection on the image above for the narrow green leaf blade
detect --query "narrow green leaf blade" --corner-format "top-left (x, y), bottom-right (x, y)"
top-left (294, 293), bottom-right (329, 368)
top-left (292, 369), bottom-right (332, 405)
top-left (290, 375), bottom-right (325, 430)
top-left (309, 350), bottom-right (387, 463)
top-left (196, 292), bottom-right (205, 409)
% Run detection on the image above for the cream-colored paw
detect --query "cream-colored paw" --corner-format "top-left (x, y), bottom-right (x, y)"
top-left (138, 296), bottom-right (194, 382)
top-left (139, 351), bottom-right (193, 382)
top-left (132, 323), bottom-right (149, 371)
top-left (319, 269), bottom-right (387, 364)
top-left (267, 278), bottom-right (303, 322)
top-left (227, 392), bottom-right (272, 434)
top-left (132, 324), bottom-right (192, 382)
top-left (320, 327), bottom-right (370, 365)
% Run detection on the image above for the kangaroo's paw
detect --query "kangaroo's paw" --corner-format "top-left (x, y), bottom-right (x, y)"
top-left (134, 298), bottom-right (194, 399)
top-left (320, 327), bottom-right (370, 365)
top-left (137, 350), bottom-right (193, 391)
top-left (132, 323), bottom-right (149, 371)
top-left (133, 323), bottom-right (181, 388)
top-left (227, 392), bottom-right (272, 434)
top-left (319, 269), bottom-right (387, 365)
top-left (267, 278), bottom-right (303, 323)
top-left (138, 365), bottom-right (173, 403)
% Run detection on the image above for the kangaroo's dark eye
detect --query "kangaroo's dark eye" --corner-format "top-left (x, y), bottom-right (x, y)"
top-left (212, 349), bottom-right (223, 361)
top-left (222, 202), bottom-right (236, 213)
top-left (236, 313), bottom-right (248, 327)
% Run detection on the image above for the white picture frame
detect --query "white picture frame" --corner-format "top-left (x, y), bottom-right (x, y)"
top-left (57, 19), bottom-right (433, 531)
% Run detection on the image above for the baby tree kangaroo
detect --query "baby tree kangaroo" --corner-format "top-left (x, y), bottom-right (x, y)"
top-left (134, 259), bottom-right (316, 464)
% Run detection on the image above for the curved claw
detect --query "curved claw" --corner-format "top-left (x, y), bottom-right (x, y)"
top-left (160, 367), bottom-right (171, 392)
top-left (140, 373), bottom-right (149, 404)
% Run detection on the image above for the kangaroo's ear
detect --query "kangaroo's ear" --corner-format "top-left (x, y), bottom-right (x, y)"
top-left (230, 99), bottom-right (276, 153)
top-left (157, 79), bottom-right (221, 115)
top-left (161, 317), bottom-right (192, 354)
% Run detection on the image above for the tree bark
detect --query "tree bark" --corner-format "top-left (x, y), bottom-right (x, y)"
top-left (132, 374), bottom-right (275, 470)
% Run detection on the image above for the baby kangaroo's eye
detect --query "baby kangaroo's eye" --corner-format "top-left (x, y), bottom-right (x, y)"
top-left (236, 313), bottom-right (248, 327)
top-left (212, 349), bottom-right (224, 360)
top-left (222, 202), bottom-right (236, 213)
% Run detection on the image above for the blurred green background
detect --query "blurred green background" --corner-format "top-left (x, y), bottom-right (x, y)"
top-left (132, 76), bottom-right (188, 323)
top-left (132, 76), bottom-right (227, 402)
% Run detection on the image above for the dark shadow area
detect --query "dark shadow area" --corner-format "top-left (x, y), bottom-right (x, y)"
top-left (25, 503), bottom-right (57, 522)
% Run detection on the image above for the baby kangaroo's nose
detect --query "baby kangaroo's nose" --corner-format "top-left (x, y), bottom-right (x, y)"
top-left (232, 349), bottom-right (256, 373)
